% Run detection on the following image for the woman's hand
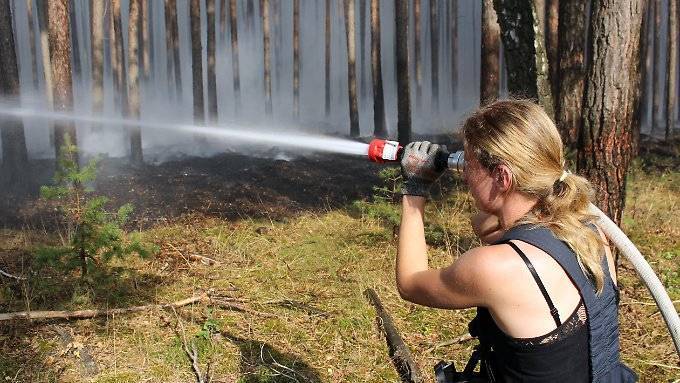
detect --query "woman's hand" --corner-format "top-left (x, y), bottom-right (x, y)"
top-left (471, 211), bottom-right (504, 244)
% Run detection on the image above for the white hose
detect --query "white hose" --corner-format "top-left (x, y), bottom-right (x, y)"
top-left (447, 151), bottom-right (680, 357)
top-left (590, 204), bottom-right (680, 357)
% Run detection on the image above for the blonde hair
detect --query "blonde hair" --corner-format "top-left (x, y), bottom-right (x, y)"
top-left (462, 99), bottom-right (606, 293)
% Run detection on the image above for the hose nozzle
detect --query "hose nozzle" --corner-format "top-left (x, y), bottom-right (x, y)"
top-left (367, 139), bottom-right (465, 173)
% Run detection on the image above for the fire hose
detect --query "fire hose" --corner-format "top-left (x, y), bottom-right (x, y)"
top-left (366, 139), bottom-right (680, 357)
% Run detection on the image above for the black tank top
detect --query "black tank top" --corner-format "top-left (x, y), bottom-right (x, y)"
top-left (475, 241), bottom-right (590, 382)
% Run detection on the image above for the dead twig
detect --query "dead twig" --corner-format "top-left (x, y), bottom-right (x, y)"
top-left (211, 298), bottom-right (276, 318)
top-left (425, 333), bottom-right (474, 353)
top-left (171, 307), bottom-right (208, 383)
top-left (189, 253), bottom-right (221, 265)
top-left (0, 267), bottom-right (26, 281)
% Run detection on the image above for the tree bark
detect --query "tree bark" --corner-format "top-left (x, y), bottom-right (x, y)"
top-left (545, 0), bottom-right (559, 101)
top-left (493, 0), bottom-right (555, 119)
top-left (48, 0), bottom-right (77, 161)
top-left (68, 1), bottom-right (81, 79)
top-left (450, 0), bottom-right (458, 109)
top-left (165, 0), bottom-right (182, 98)
top-left (414, 0), bottom-right (422, 110)
top-left (430, 0), bottom-right (439, 112)
top-left (207, 0), bottom-right (218, 122)
top-left (666, 0), bottom-right (677, 139)
top-left (555, 0), bottom-right (588, 149)
top-left (0, 0), bottom-right (28, 183)
top-left (26, 0), bottom-right (39, 89)
top-left (293, 0), bottom-right (300, 119)
top-left (344, 0), bottom-right (359, 137)
top-left (325, 0), bottom-right (331, 117)
top-left (481, 0), bottom-right (500, 104)
top-left (111, 0), bottom-right (128, 114)
top-left (261, 0), bottom-right (272, 116)
top-left (360, 0), bottom-right (367, 100)
top-left (577, 0), bottom-right (644, 226)
top-left (90, 0), bottom-right (104, 126)
top-left (190, 0), bottom-right (205, 124)
top-left (395, 0), bottom-right (411, 144)
top-left (128, 0), bottom-right (143, 164)
top-left (37, 0), bottom-right (54, 108)
top-left (220, 0), bottom-right (226, 36)
top-left (371, 0), bottom-right (386, 137)
top-left (651, 0), bottom-right (661, 134)
top-left (141, 0), bottom-right (150, 80)
top-left (230, 0), bottom-right (241, 111)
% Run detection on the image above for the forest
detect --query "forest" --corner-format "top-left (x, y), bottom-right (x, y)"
top-left (0, 0), bottom-right (678, 382)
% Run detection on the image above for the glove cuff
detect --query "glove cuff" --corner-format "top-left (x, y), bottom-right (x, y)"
top-left (401, 179), bottom-right (431, 199)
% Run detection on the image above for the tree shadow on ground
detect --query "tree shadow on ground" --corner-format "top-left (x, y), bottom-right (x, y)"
top-left (222, 331), bottom-right (323, 383)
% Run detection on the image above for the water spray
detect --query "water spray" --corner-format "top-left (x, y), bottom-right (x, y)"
top-left (366, 138), bottom-right (465, 172)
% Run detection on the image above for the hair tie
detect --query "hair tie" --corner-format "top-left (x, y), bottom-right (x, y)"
top-left (559, 170), bottom-right (571, 182)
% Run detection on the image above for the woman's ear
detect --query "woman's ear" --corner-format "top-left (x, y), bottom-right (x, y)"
top-left (494, 165), bottom-right (513, 192)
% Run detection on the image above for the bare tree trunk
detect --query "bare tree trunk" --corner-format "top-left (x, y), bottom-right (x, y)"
top-left (451, 0), bottom-right (458, 109)
top-left (414, 0), bottom-right (422, 110)
top-left (481, 0), bottom-right (500, 104)
top-left (344, 0), bottom-right (359, 137)
top-left (360, 0), bottom-right (367, 100)
top-left (0, 0), bottom-right (28, 184)
top-left (651, 0), bottom-right (661, 133)
top-left (396, 0), bottom-right (411, 144)
top-left (165, 0), bottom-right (182, 98)
top-left (371, 0), bottom-right (386, 137)
top-left (220, 0), bottom-right (226, 36)
top-left (207, 0), bottom-right (218, 122)
top-left (148, 0), bottom-right (155, 83)
top-left (666, 0), bottom-right (677, 139)
top-left (68, 2), bottom-right (81, 79)
top-left (555, 0), bottom-right (588, 149)
top-left (112, 0), bottom-right (128, 113)
top-left (545, 0), bottom-right (559, 101)
top-left (141, 0), bottom-right (150, 80)
top-left (26, 0), bottom-right (38, 89)
top-left (261, 0), bottom-right (272, 116)
top-left (190, 0), bottom-right (205, 123)
top-left (48, 0), bottom-right (77, 160)
top-left (128, 0), bottom-right (143, 164)
top-left (37, 0), bottom-right (53, 109)
top-left (90, 0), bottom-right (104, 126)
top-left (577, 0), bottom-right (644, 226)
top-left (637, 0), bottom-right (652, 152)
top-left (293, 0), bottom-right (300, 119)
top-left (493, 0), bottom-right (554, 119)
top-left (430, 0), bottom-right (439, 112)
top-left (325, 0), bottom-right (331, 117)
top-left (230, 0), bottom-right (241, 111)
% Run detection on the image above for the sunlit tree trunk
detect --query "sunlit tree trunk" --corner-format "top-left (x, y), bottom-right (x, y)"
top-left (111, 0), bottom-right (128, 113)
top-left (371, 0), bottom-right (386, 137)
top-left (396, 0), bottom-right (411, 144)
top-left (325, 0), bottom-right (331, 117)
top-left (493, 0), bottom-right (554, 119)
top-left (165, 0), bottom-right (182, 98)
top-left (666, 0), bottom-right (677, 139)
top-left (651, 0), bottom-right (661, 133)
top-left (261, 0), bottom-right (272, 116)
top-left (207, 0), bottom-right (218, 122)
top-left (141, 0), bottom-right (150, 80)
top-left (481, 0), bottom-right (500, 104)
top-left (451, 0), bottom-right (458, 109)
top-left (430, 0), bottom-right (439, 112)
top-left (414, 0), bottom-right (422, 110)
top-left (293, 0), bottom-right (300, 119)
top-left (0, 0), bottom-right (28, 183)
top-left (344, 0), bottom-right (359, 137)
top-left (128, 0), bottom-right (143, 164)
top-left (190, 0), bottom-right (205, 123)
top-left (68, 2), bottom-right (81, 79)
top-left (91, 0), bottom-right (104, 127)
top-left (577, 0), bottom-right (644, 226)
top-left (48, 0), bottom-right (78, 162)
top-left (545, 0), bottom-right (559, 101)
top-left (37, 0), bottom-right (54, 110)
top-left (230, 0), bottom-right (241, 111)
top-left (26, 0), bottom-right (38, 89)
top-left (555, 0), bottom-right (588, 149)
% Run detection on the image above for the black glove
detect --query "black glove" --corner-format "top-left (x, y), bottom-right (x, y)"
top-left (400, 141), bottom-right (446, 197)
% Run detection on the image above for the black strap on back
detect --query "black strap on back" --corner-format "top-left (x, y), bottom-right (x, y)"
top-left (502, 240), bottom-right (562, 327)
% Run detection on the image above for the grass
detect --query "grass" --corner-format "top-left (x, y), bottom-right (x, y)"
top-left (0, 161), bottom-right (678, 382)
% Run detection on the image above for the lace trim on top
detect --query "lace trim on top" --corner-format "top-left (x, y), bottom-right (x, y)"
top-left (508, 300), bottom-right (587, 347)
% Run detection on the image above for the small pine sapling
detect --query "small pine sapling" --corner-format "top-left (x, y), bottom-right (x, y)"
top-left (36, 134), bottom-right (156, 277)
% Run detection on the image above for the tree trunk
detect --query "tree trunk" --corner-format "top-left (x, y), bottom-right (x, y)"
top-left (395, 0), bottom-right (411, 144)
top-left (68, 2), bottom-right (81, 79)
top-left (207, 0), bottom-right (218, 122)
top-left (48, 0), bottom-right (77, 161)
top-left (220, 0), bottom-right (226, 36)
top-left (493, 0), bottom-right (555, 119)
top-left (37, 1), bottom-right (53, 108)
top-left (148, 0), bottom-right (155, 83)
top-left (344, 0), bottom-right (359, 137)
top-left (141, 0), bottom-right (150, 80)
top-left (577, 0), bottom-right (644, 226)
top-left (651, 0), bottom-right (661, 133)
top-left (261, 0), bottom-right (272, 116)
top-left (430, 0), bottom-right (439, 112)
top-left (638, 0), bottom-right (652, 145)
top-left (360, 0), bottom-right (367, 100)
top-left (165, 0), bottom-right (182, 98)
top-left (190, 0), bottom-right (205, 123)
top-left (481, 0), bottom-right (500, 104)
top-left (128, 0), bottom-right (143, 164)
top-left (111, 0), bottom-right (128, 114)
top-left (90, 0), bottom-right (104, 130)
top-left (414, 0), bottom-right (422, 110)
top-left (555, 0), bottom-right (588, 149)
top-left (230, 0), bottom-right (241, 111)
top-left (451, 0), bottom-right (458, 109)
top-left (325, 0), bottom-right (331, 117)
top-left (26, 0), bottom-right (39, 89)
top-left (666, 0), bottom-right (677, 139)
top-left (545, 0), bottom-right (559, 101)
top-left (371, 0), bottom-right (386, 137)
top-left (0, 0), bottom-right (28, 183)
top-left (293, 0), bottom-right (300, 119)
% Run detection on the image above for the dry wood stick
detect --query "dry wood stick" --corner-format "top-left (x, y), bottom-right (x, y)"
top-left (0, 267), bottom-right (26, 280)
top-left (365, 288), bottom-right (423, 383)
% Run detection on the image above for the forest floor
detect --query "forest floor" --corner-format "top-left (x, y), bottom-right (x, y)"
top-left (0, 140), bottom-right (678, 382)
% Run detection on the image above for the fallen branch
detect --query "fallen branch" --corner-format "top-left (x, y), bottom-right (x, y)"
top-left (425, 333), bottom-right (474, 353)
top-left (172, 307), bottom-right (209, 383)
top-left (365, 288), bottom-right (423, 383)
top-left (211, 298), bottom-right (276, 318)
top-left (189, 254), bottom-right (221, 266)
top-left (0, 267), bottom-right (26, 281)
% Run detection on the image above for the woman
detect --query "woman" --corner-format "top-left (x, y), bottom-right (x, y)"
top-left (397, 100), bottom-right (637, 382)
